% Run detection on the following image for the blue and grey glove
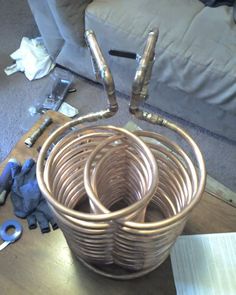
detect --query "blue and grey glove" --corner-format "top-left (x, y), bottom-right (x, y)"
top-left (0, 159), bottom-right (21, 205)
top-left (10, 159), bottom-right (58, 233)
top-left (27, 198), bottom-right (58, 233)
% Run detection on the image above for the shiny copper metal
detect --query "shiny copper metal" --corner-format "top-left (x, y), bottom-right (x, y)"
top-left (130, 29), bottom-right (158, 113)
top-left (37, 120), bottom-right (205, 279)
top-left (36, 29), bottom-right (206, 280)
top-left (85, 30), bottom-right (118, 113)
top-left (38, 126), bottom-right (158, 265)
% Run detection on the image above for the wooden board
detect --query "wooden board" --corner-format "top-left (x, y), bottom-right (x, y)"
top-left (0, 111), bottom-right (235, 295)
top-left (185, 192), bottom-right (236, 234)
top-left (0, 111), bottom-right (70, 171)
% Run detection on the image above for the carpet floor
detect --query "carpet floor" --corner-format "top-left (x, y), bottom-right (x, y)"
top-left (0, 0), bottom-right (235, 193)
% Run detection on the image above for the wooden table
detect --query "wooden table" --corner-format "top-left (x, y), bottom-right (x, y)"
top-left (0, 111), bottom-right (235, 295)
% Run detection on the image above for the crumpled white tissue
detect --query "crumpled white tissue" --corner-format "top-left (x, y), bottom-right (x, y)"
top-left (4, 37), bottom-right (55, 80)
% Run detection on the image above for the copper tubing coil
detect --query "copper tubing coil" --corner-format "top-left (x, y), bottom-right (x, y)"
top-left (43, 126), bottom-right (158, 265)
top-left (37, 122), bottom-right (206, 280)
top-left (84, 130), bottom-right (197, 271)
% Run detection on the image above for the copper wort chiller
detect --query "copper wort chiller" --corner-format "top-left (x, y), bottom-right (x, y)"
top-left (36, 29), bottom-right (206, 279)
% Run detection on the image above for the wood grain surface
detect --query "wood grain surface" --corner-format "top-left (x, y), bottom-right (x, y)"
top-left (0, 111), bottom-right (235, 295)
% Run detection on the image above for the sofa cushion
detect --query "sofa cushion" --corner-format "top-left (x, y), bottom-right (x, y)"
top-left (28, 0), bottom-right (65, 57)
top-left (47, 0), bottom-right (92, 45)
top-left (86, 0), bottom-right (236, 114)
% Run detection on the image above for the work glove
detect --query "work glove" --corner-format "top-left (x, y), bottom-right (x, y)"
top-left (10, 159), bottom-right (58, 233)
top-left (0, 159), bottom-right (21, 205)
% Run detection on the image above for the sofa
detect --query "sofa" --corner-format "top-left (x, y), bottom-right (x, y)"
top-left (28, 0), bottom-right (236, 141)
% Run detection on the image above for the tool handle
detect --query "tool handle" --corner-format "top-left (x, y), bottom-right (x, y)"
top-left (109, 50), bottom-right (137, 60)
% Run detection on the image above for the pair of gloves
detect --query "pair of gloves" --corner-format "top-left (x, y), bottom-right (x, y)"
top-left (0, 159), bottom-right (58, 233)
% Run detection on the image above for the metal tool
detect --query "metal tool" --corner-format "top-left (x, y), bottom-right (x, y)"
top-left (0, 220), bottom-right (22, 251)
top-left (41, 78), bottom-right (72, 111)
top-left (24, 117), bottom-right (53, 148)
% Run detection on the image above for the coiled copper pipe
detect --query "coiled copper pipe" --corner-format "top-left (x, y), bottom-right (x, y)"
top-left (37, 120), bottom-right (205, 279)
top-left (40, 126), bottom-right (157, 265)
top-left (36, 29), bottom-right (206, 279)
